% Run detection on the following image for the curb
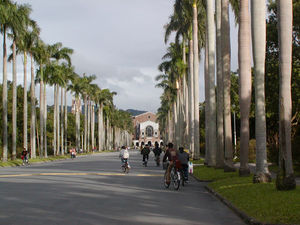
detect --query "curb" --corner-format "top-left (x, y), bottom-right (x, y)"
top-left (192, 174), bottom-right (287, 225)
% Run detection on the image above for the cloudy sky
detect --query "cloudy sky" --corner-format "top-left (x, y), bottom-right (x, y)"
top-left (2, 0), bottom-right (239, 113)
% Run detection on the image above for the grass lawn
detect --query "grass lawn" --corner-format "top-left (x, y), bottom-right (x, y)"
top-left (191, 158), bottom-right (205, 165)
top-left (193, 166), bottom-right (300, 225)
top-left (193, 165), bottom-right (238, 181)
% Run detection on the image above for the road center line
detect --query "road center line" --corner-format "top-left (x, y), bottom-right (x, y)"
top-left (0, 172), bottom-right (163, 178)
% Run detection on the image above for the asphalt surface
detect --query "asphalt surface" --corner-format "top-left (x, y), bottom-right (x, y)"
top-left (0, 151), bottom-right (245, 225)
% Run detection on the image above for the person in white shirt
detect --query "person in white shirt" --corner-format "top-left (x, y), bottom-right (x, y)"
top-left (119, 146), bottom-right (130, 166)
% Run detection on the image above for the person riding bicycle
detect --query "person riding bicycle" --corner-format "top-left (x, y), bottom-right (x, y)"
top-left (141, 144), bottom-right (150, 165)
top-left (153, 142), bottom-right (162, 165)
top-left (162, 142), bottom-right (178, 185)
top-left (21, 147), bottom-right (28, 165)
top-left (119, 146), bottom-right (130, 167)
top-left (178, 147), bottom-right (189, 182)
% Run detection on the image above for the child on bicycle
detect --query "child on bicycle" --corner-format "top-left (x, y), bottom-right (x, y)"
top-left (119, 146), bottom-right (130, 167)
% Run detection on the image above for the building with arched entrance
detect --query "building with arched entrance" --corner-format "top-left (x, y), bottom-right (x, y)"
top-left (132, 112), bottom-right (162, 148)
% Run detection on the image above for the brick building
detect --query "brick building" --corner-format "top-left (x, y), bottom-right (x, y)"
top-left (132, 112), bottom-right (162, 148)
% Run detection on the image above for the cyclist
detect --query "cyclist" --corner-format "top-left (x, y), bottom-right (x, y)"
top-left (21, 147), bottom-right (28, 165)
top-left (119, 146), bottom-right (130, 167)
top-left (178, 147), bottom-right (189, 182)
top-left (141, 144), bottom-right (150, 166)
top-left (162, 142), bottom-right (178, 185)
top-left (153, 142), bottom-right (162, 166)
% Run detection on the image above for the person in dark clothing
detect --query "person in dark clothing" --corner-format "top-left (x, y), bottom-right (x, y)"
top-left (141, 144), bottom-right (150, 166)
top-left (153, 142), bottom-right (162, 166)
top-left (21, 148), bottom-right (28, 165)
top-left (153, 143), bottom-right (162, 157)
top-left (178, 147), bottom-right (189, 181)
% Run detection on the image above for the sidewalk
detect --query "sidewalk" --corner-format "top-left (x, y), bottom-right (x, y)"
top-left (234, 162), bottom-right (300, 185)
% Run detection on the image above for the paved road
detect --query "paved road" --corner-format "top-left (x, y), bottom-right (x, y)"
top-left (0, 151), bottom-right (245, 225)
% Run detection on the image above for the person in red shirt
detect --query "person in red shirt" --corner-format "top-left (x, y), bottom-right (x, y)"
top-left (163, 142), bottom-right (178, 184)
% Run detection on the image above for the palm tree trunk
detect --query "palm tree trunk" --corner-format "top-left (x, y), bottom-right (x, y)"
top-left (64, 88), bottom-right (68, 154)
top-left (23, 51), bottom-right (28, 151)
top-left (87, 99), bottom-right (91, 151)
top-left (61, 87), bottom-right (64, 155)
top-left (76, 96), bottom-right (80, 152)
top-left (12, 41), bottom-right (17, 160)
top-left (174, 97), bottom-right (179, 149)
top-left (204, 32), bottom-right (209, 165)
top-left (39, 65), bottom-right (44, 158)
top-left (53, 85), bottom-right (57, 156)
top-left (84, 95), bottom-right (87, 152)
top-left (98, 103), bottom-right (101, 151)
top-left (251, 0), bottom-right (271, 183)
top-left (193, 2), bottom-right (200, 160)
top-left (2, 26), bottom-right (8, 162)
top-left (91, 102), bottom-right (95, 150)
top-left (276, 0), bottom-right (296, 190)
top-left (216, 0), bottom-right (225, 168)
top-left (188, 39), bottom-right (195, 159)
top-left (239, 0), bottom-right (251, 176)
top-left (30, 53), bottom-right (36, 159)
top-left (222, 0), bottom-right (235, 172)
top-left (56, 84), bottom-right (60, 155)
top-left (183, 40), bottom-right (189, 149)
top-left (206, 0), bottom-right (217, 166)
top-left (44, 84), bottom-right (47, 158)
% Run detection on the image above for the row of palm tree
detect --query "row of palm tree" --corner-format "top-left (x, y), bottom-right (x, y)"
top-left (1, 0), bottom-right (132, 162)
top-left (156, 0), bottom-right (295, 190)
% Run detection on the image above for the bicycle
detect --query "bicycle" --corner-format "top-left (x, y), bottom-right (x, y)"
top-left (164, 161), bottom-right (182, 190)
top-left (155, 155), bottom-right (160, 167)
top-left (121, 159), bottom-right (130, 173)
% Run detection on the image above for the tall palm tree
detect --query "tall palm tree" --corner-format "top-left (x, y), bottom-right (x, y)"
top-left (81, 74), bottom-right (96, 152)
top-left (205, 0), bottom-right (217, 165)
top-left (68, 74), bottom-right (83, 152)
top-left (223, 0), bottom-right (235, 172)
top-left (1, 0), bottom-right (14, 162)
top-left (238, 0), bottom-right (251, 176)
top-left (16, 19), bottom-right (38, 154)
top-left (276, 0), bottom-right (296, 190)
top-left (63, 65), bottom-right (75, 154)
top-left (8, 3), bottom-right (31, 159)
top-left (192, 0), bottom-right (201, 160)
top-left (33, 39), bottom-right (49, 157)
top-left (251, 0), bottom-right (271, 183)
top-left (48, 42), bottom-right (73, 155)
top-left (215, 0), bottom-right (224, 168)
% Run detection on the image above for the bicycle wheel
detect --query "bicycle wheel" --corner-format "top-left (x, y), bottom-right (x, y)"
top-left (180, 171), bottom-right (185, 187)
top-left (172, 169), bottom-right (180, 190)
top-left (164, 171), bottom-right (170, 188)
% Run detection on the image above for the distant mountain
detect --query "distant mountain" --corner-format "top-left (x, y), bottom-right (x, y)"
top-left (126, 109), bottom-right (147, 116)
